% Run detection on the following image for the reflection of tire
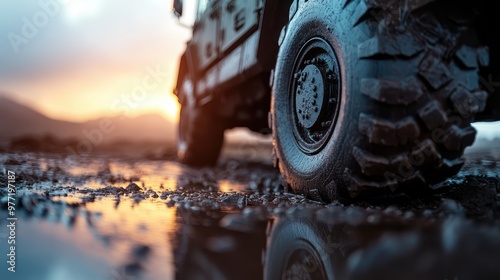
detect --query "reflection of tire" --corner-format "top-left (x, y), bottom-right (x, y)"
top-left (272, 0), bottom-right (488, 199)
top-left (177, 76), bottom-right (224, 167)
top-left (264, 218), bottom-right (335, 280)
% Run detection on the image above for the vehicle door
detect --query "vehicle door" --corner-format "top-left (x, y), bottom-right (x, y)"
top-left (191, 0), bottom-right (221, 72)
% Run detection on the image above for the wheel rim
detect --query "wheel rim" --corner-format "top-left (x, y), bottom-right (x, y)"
top-left (289, 37), bottom-right (341, 155)
top-left (282, 240), bottom-right (327, 280)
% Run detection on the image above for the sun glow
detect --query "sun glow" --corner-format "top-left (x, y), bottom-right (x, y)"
top-left (64, 0), bottom-right (101, 24)
top-left (163, 93), bottom-right (181, 122)
top-left (2, 0), bottom-right (189, 127)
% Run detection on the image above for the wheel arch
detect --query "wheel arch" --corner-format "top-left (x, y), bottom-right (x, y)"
top-left (174, 46), bottom-right (197, 107)
top-left (256, 0), bottom-right (294, 71)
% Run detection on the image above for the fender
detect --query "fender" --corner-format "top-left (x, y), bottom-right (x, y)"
top-left (174, 44), bottom-right (197, 107)
top-left (256, 0), bottom-right (293, 71)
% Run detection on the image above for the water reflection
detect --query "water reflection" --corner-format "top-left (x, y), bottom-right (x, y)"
top-left (262, 209), bottom-right (500, 280)
top-left (173, 208), bottom-right (266, 280)
top-left (1, 153), bottom-right (500, 280)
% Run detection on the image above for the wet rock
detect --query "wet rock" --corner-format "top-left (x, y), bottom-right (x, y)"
top-left (383, 206), bottom-right (403, 217)
top-left (160, 192), bottom-right (169, 200)
top-left (248, 181), bottom-right (259, 191)
top-left (316, 205), bottom-right (345, 224)
top-left (126, 183), bottom-right (142, 193)
top-left (285, 205), bottom-right (318, 220)
top-left (171, 195), bottom-right (183, 202)
top-left (307, 188), bottom-right (323, 202)
top-left (82, 194), bottom-right (96, 203)
top-left (345, 207), bottom-right (368, 226)
top-left (272, 207), bottom-right (287, 216)
top-left (166, 199), bottom-right (176, 208)
top-left (422, 209), bottom-right (433, 217)
top-left (242, 206), bottom-right (268, 221)
top-left (220, 213), bottom-right (263, 233)
top-left (146, 189), bottom-right (158, 198)
top-left (3, 157), bottom-right (25, 165)
top-left (183, 201), bottom-right (192, 210)
top-left (221, 193), bottom-right (246, 208)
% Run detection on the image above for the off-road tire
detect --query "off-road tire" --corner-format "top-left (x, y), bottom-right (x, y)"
top-left (177, 72), bottom-right (224, 167)
top-left (264, 217), bottom-right (336, 280)
top-left (272, 0), bottom-right (488, 200)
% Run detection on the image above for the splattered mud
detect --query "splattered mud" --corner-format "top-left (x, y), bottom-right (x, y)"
top-left (0, 143), bottom-right (500, 280)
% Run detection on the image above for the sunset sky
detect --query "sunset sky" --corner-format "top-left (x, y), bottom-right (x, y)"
top-left (0, 0), bottom-right (197, 122)
top-left (1, 0), bottom-right (499, 139)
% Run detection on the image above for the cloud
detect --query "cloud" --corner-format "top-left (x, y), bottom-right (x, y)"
top-left (1, 0), bottom-right (189, 82)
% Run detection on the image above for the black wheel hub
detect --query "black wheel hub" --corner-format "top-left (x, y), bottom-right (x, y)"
top-left (295, 64), bottom-right (325, 129)
top-left (290, 37), bottom-right (341, 154)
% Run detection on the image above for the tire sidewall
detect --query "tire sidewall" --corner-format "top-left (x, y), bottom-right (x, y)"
top-left (272, 1), bottom-right (373, 196)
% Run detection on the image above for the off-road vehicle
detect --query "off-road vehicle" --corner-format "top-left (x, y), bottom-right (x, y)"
top-left (172, 0), bottom-right (500, 200)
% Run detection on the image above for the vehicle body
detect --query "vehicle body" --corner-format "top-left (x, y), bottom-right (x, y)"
top-left (173, 0), bottom-right (500, 200)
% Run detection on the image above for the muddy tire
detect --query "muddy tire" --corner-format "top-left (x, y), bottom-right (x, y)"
top-left (272, 0), bottom-right (488, 200)
top-left (177, 73), bottom-right (224, 167)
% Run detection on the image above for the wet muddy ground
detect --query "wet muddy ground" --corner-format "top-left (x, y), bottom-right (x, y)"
top-left (0, 141), bottom-right (500, 280)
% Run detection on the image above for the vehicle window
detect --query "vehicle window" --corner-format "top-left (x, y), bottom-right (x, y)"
top-left (196, 0), bottom-right (210, 20)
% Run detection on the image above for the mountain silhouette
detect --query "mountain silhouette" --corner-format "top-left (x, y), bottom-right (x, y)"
top-left (0, 95), bottom-right (176, 144)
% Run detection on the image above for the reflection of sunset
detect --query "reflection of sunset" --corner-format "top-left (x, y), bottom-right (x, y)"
top-left (85, 197), bottom-right (177, 278)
